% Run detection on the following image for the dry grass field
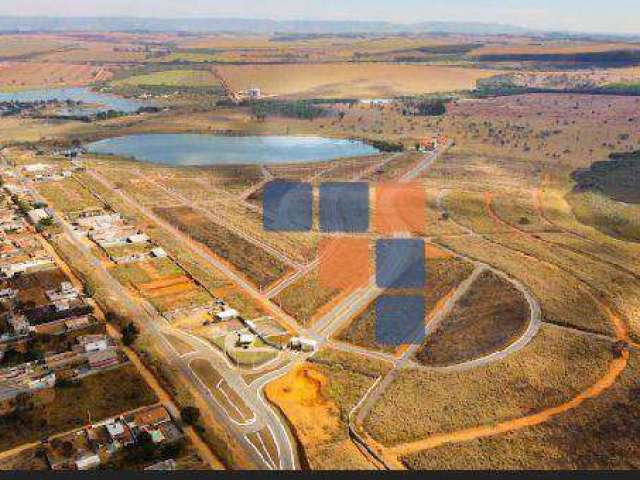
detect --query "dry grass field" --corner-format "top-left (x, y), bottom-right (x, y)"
top-left (337, 248), bottom-right (475, 352)
top-left (0, 62), bottom-right (108, 90)
top-left (153, 206), bottom-right (290, 289)
top-left (364, 325), bottom-right (614, 447)
top-left (274, 269), bottom-right (340, 325)
top-left (113, 69), bottom-right (221, 88)
top-left (36, 178), bottom-right (104, 216)
top-left (0, 35), bottom-right (74, 58)
top-left (401, 353), bottom-right (640, 469)
top-left (414, 269), bottom-right (530, 366)
top-left (218, 64), bottom-right (498, 98)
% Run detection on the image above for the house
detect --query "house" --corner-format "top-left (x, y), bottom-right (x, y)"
top-left (105, 419), bottom-right (135, 448)
top-left (145, 459), bottom-right (177, 471)
top-left (132, 405), bottom-right (172, 428)
top-left (81, 338), bottom-right (109, 353)
top-left (0, 288), bottom-right (17, 301)
top-left (247, 87), bottom-right (262, 99)
top-left (26, 208), bottom-right (51, 225)
top-left (22, 163), bottom-right (51, 174)
top-left (46, 282), bottom-right (80, 302)
top-left (215, 308), bottom-right (238, 321)
top-left (26, 371), bottom-right (56, 390)
top-left (237, 332), bottom-right (255, 347)
top-left (289, 337), bottom-right (318, 352)
top-left (150, 247), bottom-right (167, 258)
top-left (87, 349), bottom-right (119, 370)
top-left (126, 233), bottom-right (149, 244)
top-left (418, 137), bottom-right (437, 152)
top-left (74, 453), bottom-right (101, 471)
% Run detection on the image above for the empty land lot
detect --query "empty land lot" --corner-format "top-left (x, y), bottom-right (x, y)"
top-left (37, 178), bottom-right (103, 216)
top-left (414, 269), bottom-right (530, 367)
top-left (364, 325), bottom-right (614, 447)
top-left (337, 251), bottom-right (475, 352)
top-left (401, 353), bottom-right (640, 470)
top-left (112, 257), bottom-right (213, 313)
top-left (274, 269), bottom-right (340, 325)
top-left (0, 62), bottom-right (105, 90)
top-left (153, 205), bottom-right (290, 289)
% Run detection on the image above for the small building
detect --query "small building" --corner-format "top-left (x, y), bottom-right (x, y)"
top-left (127, 233), bottom-right (150, 244)
top-left (22, 163), bottom-right (51, 174)
top-left (215, 308), bottom-right (238, 322)
top-left (26, 208), bottom-right (51, 225)
top-left (247, 87), bottom-right (262, 99)
top-left (289, 337), bottom-right (318, 352)
top-left (87, 349), bottom-right (119, 370)
top-left (418, 137), bottom-right (437, 152)
top-left (145, 459), bottom-right (177, 471)
top-left (236, 332), bottom-right (255, 347)
top-left (83, 339), bottom-right (108, 353)
top-left (75, 453), bottom-right (101, 471)
top-left (105, 420), bottom-right (135, 448)
top-left (150, 247), bottom-right (167, 258)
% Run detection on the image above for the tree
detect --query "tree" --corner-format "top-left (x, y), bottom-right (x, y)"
top-left (121, 322), bottom-right (139, 346)
top-left (180, 406), bottom-right (201, 426)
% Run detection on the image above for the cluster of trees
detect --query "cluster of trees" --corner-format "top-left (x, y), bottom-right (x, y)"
top-left (250, 100), bottom-right (329, 121)
top-left (402, 97), bottom-right (448, 117)
top-left (369, 139), bottom-right (404, 152)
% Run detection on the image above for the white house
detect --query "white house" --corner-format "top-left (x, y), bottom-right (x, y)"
top-left (74, 453), bottom-right (101, 471)
top-left (26, 208), bottom-right (50, 225)
top-left (237, 333), bottom-right (255, 347)
top-left (216, 308), bottom-right (238, 321)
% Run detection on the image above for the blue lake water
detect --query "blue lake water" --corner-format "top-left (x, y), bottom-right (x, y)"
top-left (87, 134), bottom-right (380, 165)
top-left (0, 87), bottom-right (143, 113)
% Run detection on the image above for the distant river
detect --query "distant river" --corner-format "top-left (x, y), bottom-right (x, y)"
top-left (0, 87), bottom-right (143, 113)
top-left (86, 134), bottom-right (380, 166)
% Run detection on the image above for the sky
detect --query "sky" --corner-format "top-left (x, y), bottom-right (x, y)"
top-left (1, 0), bottom-right (639, 34)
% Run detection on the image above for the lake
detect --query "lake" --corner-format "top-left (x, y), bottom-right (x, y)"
top-left (0, 87), bottom-right (143, 113)
top-left (86, 134), bottom-right (380, 165)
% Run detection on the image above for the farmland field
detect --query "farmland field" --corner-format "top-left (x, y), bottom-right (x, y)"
top-left (217, 64), bottom-right (499, 98)
top-left (113, 69), bottom-right (222, 88)
top-left (0, 62), bottom-right (107, 90)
